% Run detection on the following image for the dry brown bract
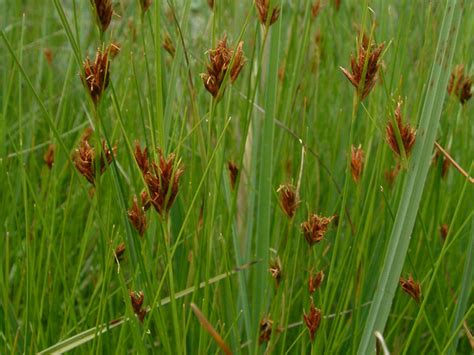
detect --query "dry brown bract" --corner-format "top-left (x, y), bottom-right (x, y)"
top-left (447, 64), bottom-right (472, 105)
top-left (201, 37), bottom-right (245, 98)
top-left (350, 144), bottom-right (364, 183)
top-left (255, 0), bottom-right (280, 26)
top-left (439, 223), bottom-right (449, 241)
top-left (386, 100), bottom-right (416, 157)
top-left (269, 257), bottom-right (282, 286)
top-left (128, 196), bottom-right (147, 236)
top-left (163, 34), bottom-right (176, 57)
top-left (44, 144), bottom-right (55, 169)
top-left (340, 35), bottom-right (384, 101)
top-left (308, 270), bottom-right (324, 294)
top-left (73, 131), bottom-right (116, 185)
top-left (278, 184), bottom-right (299, 218)
top-left (259, 317), bottom-right (273, 344)
top-left (134, 143), bottom-right (184, 217)
top-left (311, 1), bottom-right (321, 18)
top-left (227, 161), bottom-right (238, 190)
top-left (91, 0), bottom-right (113, 32)
top-left (129, 290), bottom-right (147, 322)
top-left (114, 242), bottom-right (126, 263)
top-left (301, 214), bottom-right (335, 246)
top-left (399, 275), bottom-right (421, 303)
top-left (304, 300), bottom-right (322, 342)
top-left (82, 48), bottom-right (110, 105)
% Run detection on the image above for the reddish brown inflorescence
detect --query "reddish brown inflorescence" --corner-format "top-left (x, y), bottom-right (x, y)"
top-left (399, 275), bottom-right (421, 303)
top-left (44, 144), bottom-right (56, 169)
top-left (82, 48), bottom-right (111, 104)
top-left (340, 34), bottom-right (384, 101)
top-left (278, 184), bottom-right (299, 218)
top-left (304, 300), bottom-right (322, 342)
top-left (447, 64), bottom-right (472, 105)
top-left (308, 270), bottom-right (324, 294)
top-left (201, 37), bottom-right (246, 98)
top-left (385, 100), bottom-right (416, 157)
top-left (227, 161), bottom-right (239, 190)
top-left (255, 0), bottom-right (280, 26)
top-left (350, 144), bottom-right (364, 183)
top-left (91, 0), bottom-right (113, 32)
top-left (301, 214), bottom-right (335, 246)
top-left (258, 317), bottom-right (273, 344)
top-left (129, 290), bottom-right (147, 322)
top-left (128, 196), bottom-right (148, 236)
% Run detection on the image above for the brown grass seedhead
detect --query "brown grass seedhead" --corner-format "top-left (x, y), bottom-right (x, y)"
top-left (91, 0), bottom-right (113, 32)
top-left (114, 242), bottom-right (126, 263)
top-left (350, 144), bottom-right (364, 183)
top-left (399, 275), bottom-right (421, 303)
top-left (386, 100), bottom-right (416, 157)
top-left (311, 1), bottom-right (321, 18)
top-left (43, 48), bottom-right (53, 65)
top-left (301, 213), bottom-right (335, 246)
top-left (277, 184), bottom-right (299, 218)
top-left (255, 0), bottom-right (280, 26)
top-left (140, 0), bottom-right (152, 13)
top-left (128, 196), bottom-right (147, 236)
top-left (135, 144), bottom-right (184, 217)
top-left (73, 132), bottom-right (116, 185)
top-left (269, 257), bottom-right (282, 287)
top-left (340, 35), bottom-right (384, 101)
top-left (259, 317), bottom-right (273, 344)
top-left (439, 223), bottom-right (449, 241)
top-left (447, 64), bottom-right (472, 105)
top-left (163, 34), bottom-right (176, 57)
top-left (308, 270), bottom-right (324, 293)
top-left (44, 144), bottom-right (55, 169)
top-left (304, 300), bottom-right (322, 342)
top-left (129, 290), bottom-right (147, 322)
top-left (227, 161), bottom-right (239, 190)
top-left (201, 37), bottom-right (246, 98)
top-left (82, 48), bottom-right (111, 104)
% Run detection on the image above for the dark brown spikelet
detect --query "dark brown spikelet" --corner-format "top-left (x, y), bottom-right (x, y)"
top-left (311, 0), bottom-right (321, 18)
top-left (399, 275), bottom-right (421, 303)
top-left (258, 317), bottom-right (273, 344)
top-left (340, 35), bottom-right (384, 101)
top-left (201, 37), bottom-right (246, 98)
top-left (43, 48), bottom-right (53, 65)
top-left (277, 184), bottom-right (299, 218)
top-left (163, 34), bottom-right (176, 57)
top-left (447, 64), bottom-right (472, 105)
top-left (386, 100), bottom-right (416, 157)
top-left (44, 144), bottom-right (55, 169)
top-left (129, 290), bottom-right (147, 322)
top-left (82, 48), bottom-right (111, 104)
top-left (308, 270), bottom-right (324, 294)
top-left (135, 145), bottom-right (184, 217)
top-left (73, 132), bottom-right (116, 185)
top-left (439, 223), bottom-right (449, 241)
top-left (128, 196), bottom-right (147, 236)
top-left (255, 0), bottom-right (280, 26)
top-left (91, 0), bottom-right (113, 32)
top-left (227, 161), bottom-right (238, 190)
top-left (301, 214), bottom-right (335, 246)
top-left (140, 0), bottom-right (152, 13)
top-left (350, 144), bottom-right (364, 183)
top-left (304, 300), bottom-right (322, 342)
top-left (114, 242), bottom-right (126, 263)
top-left (269, 257), bottom-right (282, 287)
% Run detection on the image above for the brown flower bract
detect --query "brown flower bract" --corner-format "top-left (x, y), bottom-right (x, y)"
top-left (128, 196), bottom-right (147, 236)
top-left (350, 144), bottom-right (364, 183)
top-left (301, 214), bottom-right (335, 246)
top-left (447, 64), bottom-right (472, 105)
top-left (278, 184), bottom-right (299, 218)
top-left (82, 48), bottom-right (110, 104)
top-left (304, 301), bottom-right (322, 342)
top-left (308, 270), bottom-right (324, 293)
top-left (399, 275), bottom-right (421, 303)
top-left (255, 0), bottom-right (280, 26)
top-left (386, 100), bottom-right (416, 157)
top-left (91, 0), bottom-right (113, 32)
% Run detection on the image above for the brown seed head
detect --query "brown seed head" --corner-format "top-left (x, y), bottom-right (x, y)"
top-left (311, 0), bottom-right (321, 18)
top-left (163, 34), bottom-right (176, 57)
top-left (386, 100), bottom-right (416, 157)
top-left (269, 257), bottom-right (282, 287)
top-left (134, 142), bottom-right (149, 174)
top-left (447, 64), bottom-right (472, 105)
top-left (227, 161), bottom-right (239, 190)
top-left (201, 37), bottom-right (246, 98)
top-left (308, 270), bottom-right (324, 294)
top-left (255, 0), bottom-right (280, 26)
top-left (350, 144), bottom-right (364, 183)
top-left (128, 196), bottom-right (147, 236)
top-left (138, 148), bottom-right (184, 216)
top-left (129, 290), bottom-right (147, 322)
top-left (91, 0), bottom-right (113, 32)
top-left (73, 132), bottom-right (116, 185)
top-left (304, 300), bottom-right (322, 342)
top-left (399, 275), bottom-right (421, 303)
top-left (301, 214), bottom-right (335, 246)
top-left (140, 0), bottom-right (152, 13)
top-left (277, 184), bottom-right (299, 218)
top-left (44, 144), bottom-right (56, 169)
top-left (43, 48), bottom-right (53, 65)
top-left (340, 35), bottom-right (384, 101)
top-left (114, 242), bottom-right (126, 262)
top-left (439, 223), bottom-right (449, 241)
top-left (82, 48), bottom-right (111, 104)
top-left (258, 317), bottom-right (273, 344)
